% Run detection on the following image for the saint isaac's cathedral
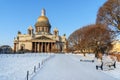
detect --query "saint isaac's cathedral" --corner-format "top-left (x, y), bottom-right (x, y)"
top-left (14, 9), bottom-right (67, 53)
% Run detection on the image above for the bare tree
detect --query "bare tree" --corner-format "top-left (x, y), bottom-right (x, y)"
top-left (68, 24), bottom-right (115, 57)
top-left (96, 0), bottom-right (120, 31)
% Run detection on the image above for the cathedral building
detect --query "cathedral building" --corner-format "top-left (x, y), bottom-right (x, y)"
top-left (14, 9), bottom-right (67, 53)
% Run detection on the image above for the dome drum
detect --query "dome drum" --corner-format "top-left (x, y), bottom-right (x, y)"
top-left (35, 22), bottom-right (51, 28)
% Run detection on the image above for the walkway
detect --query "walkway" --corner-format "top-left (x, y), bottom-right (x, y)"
top-left (32, 54), bottom-right (118, 80)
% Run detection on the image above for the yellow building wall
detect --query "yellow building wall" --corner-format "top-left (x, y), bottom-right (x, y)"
top-left (111, 41), bottom-right (120, 52)
top-left (19, 42), bottom-right (32, 51)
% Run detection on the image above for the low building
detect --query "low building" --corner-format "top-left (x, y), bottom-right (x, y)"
top-left (111, 40), bottom-right (120, 53)
top-left (0, 45), bottom-right (12, 53)
top-left (14, 9), bottom-right (67, 53)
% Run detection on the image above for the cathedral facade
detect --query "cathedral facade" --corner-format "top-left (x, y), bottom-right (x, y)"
top-left (14, 9), bottom-right (67, 53)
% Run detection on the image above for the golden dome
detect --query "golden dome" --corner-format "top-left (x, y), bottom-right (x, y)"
top-left (35, 9), bottom-right (51, 28)
top-left (37, 8), bottom-right (49, 23)
top-left (37, 16), bottom-right (49, 22)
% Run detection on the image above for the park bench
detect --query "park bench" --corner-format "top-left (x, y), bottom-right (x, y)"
top-left (80, 59), bottom-right (94, 62)
top-left (95, 58), bottom-right (116, 70)
top-left (80, 54), bottom-right (95, 62)
top-left (96, 61), bottom-right (116, 70)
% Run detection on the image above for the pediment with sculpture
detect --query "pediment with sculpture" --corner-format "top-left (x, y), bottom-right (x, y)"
top-left (34, 36), bottom-right (54, 41)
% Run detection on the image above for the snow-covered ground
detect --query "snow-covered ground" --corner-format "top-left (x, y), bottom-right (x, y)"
top-left (70, 54), bottom-right (120, 80)
top-left (0, 53), bottom-right (54, 80)
top-left (0, 53), bottom-right (120, 80)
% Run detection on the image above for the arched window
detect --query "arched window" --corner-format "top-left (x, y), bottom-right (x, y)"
top-left (20, 44), bottom-right (25, 50)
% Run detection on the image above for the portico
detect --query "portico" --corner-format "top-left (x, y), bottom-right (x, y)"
top-left (32, 41), bottom-right (56, 53)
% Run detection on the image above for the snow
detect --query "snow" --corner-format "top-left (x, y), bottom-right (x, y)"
top-left (0, 53), bottom-right (120, 80)
top-left (103, 62), bottom-right (120, 79)
top-left (0, 53), bottom-right (54, 80)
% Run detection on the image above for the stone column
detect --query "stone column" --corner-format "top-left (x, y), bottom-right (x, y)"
top-left (14, 43), bottom-right (16, 53)
top-left (54, 43), bottom-right (57, 52)
top-left (49, 43), bottom-right (51, 52)
top-left (32, 42), bottom-right (34, 52)
top-left (41, 42), bottom-right (43, 52)
top-left (37, 43), bottom-right (39, 53)
top-left (46, 43), bottom-right (48, 52)
top-left (51, 43), bottom-right (53, 52)
top-left (36, 42), bottom-right (38, 52)
top-left (45, 42), bottom-right (47, 52)
top-left (33, 42), bottom-right (35, 52)
top-left (34, 42), bottom-right (36, 52)
top-left (53, 43), bottom-right (55, 50)
top-left (35, 42), bottom-right (38, 53)
top-left (39, 43), bottom-right (41, 52)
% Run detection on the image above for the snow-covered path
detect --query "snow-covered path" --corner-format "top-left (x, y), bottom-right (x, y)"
top-left (32, 54), bottom-right (118, 80)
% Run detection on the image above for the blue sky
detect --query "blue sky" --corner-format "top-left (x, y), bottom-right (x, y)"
top-left (0, 0), bottom-right (107, 47)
